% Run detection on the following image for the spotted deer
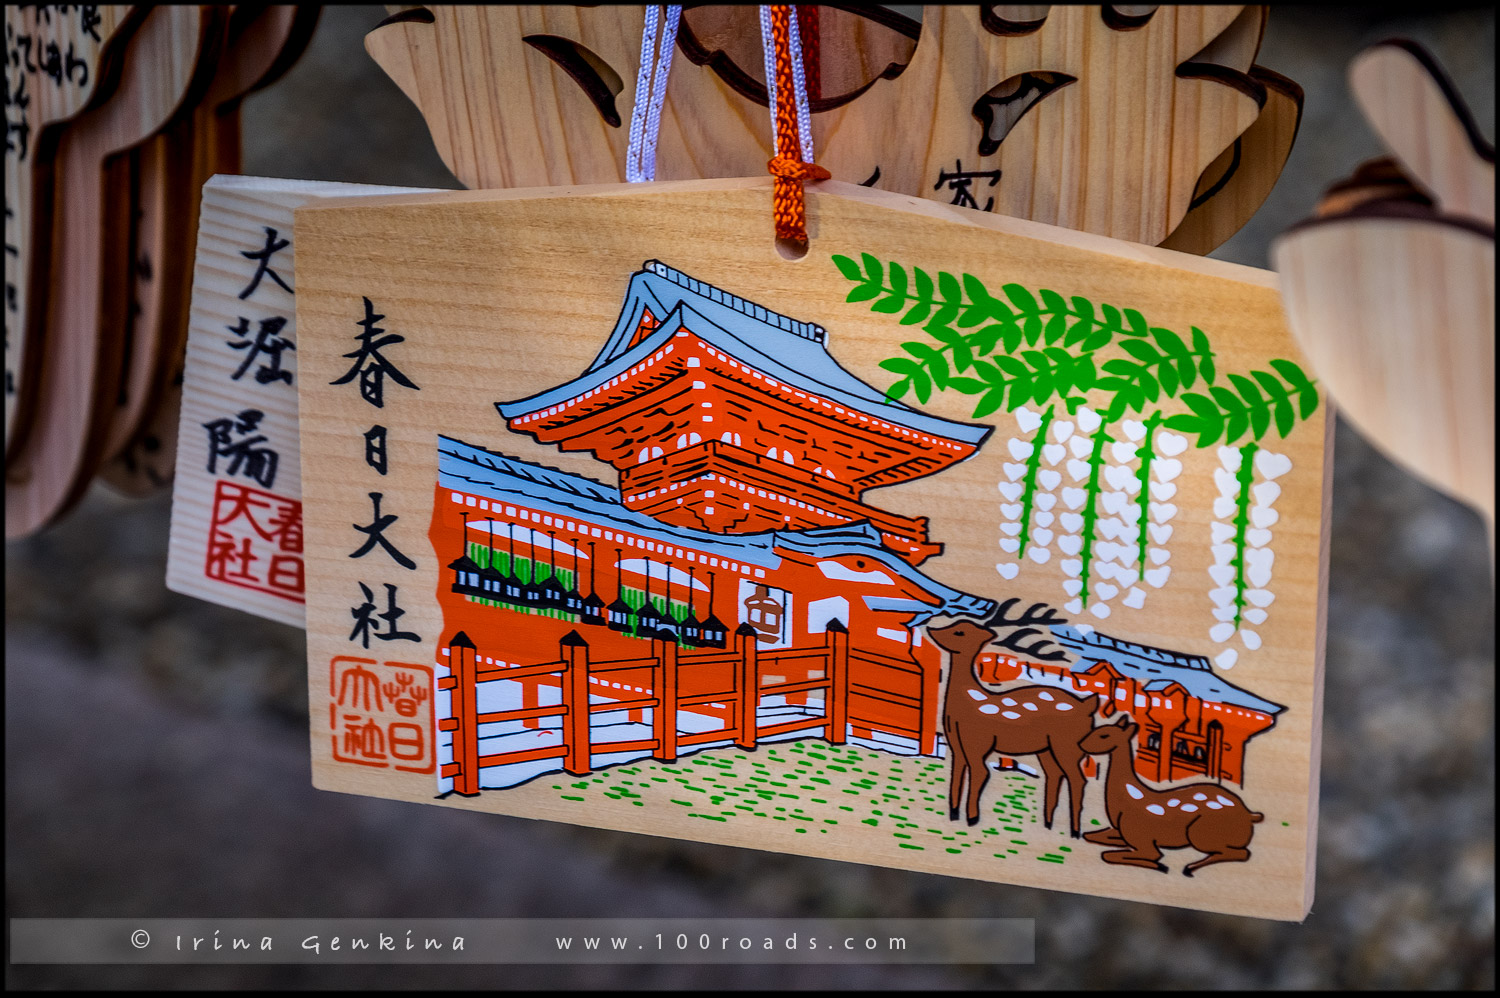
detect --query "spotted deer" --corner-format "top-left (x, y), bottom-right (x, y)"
top-left (927, 611), bottom-right (1096, 837)
top-left (1079, 715), bottom-right (1264, 876)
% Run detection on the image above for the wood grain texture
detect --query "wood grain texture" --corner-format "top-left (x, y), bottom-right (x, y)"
top-left (1161, 67), bottom-right (1303, 255)
top-left (166, 176), bottom-right (440, 626)
top-left (1185, 4), bottom-right (1266, 74)
top-left (102, 5), bottom-right (320, 495)
top-left (1274, 42), bottom-right (1493, 527)
top-left (1349, 40), bottom-right (1495, 226)
top-left (5, 6), bottom-right (218, 539)
top-left (1274, 215), bottom-right (1493, 522)
top-left (365, 5), bottom-right (1262, 245)
top-left (825, 4), bottom-right (1263, 245)
top-left (4, 4), bottom-right (139, 456)
top-left (292, 178), bottom-right (1330, 919)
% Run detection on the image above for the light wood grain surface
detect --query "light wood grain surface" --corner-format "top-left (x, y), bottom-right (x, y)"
top-left (1162, 67), bottom-right (1303, 255)
top-left (1350, 40), bottom-right (1495, 226)
top-left (1275, 41), bottom-right (1494, 527)
top-left (293, 178), bottom-right (1330, 919)
top-left (103, 5), bottom-right (320, 496)
top-left (5, 6), bottom-right (217, 539)
top-left (4, 4), bottom-right (138, 456)
top-left (366, 5), bottom-right (1267, 247)
top-left (166, 175), bottom-right (439, 626)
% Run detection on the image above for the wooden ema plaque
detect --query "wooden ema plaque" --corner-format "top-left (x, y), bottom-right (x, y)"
top-left (293, 179), bottom-right (1330, 920)
top-left (166, 176), bottom-right (439, 628)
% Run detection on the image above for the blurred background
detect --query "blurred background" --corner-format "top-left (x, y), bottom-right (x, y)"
top-left (6, 5), bottom-right (1494, 989)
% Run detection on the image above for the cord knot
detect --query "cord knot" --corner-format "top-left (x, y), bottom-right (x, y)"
top-left (767, 157), bottom-right (831, 182)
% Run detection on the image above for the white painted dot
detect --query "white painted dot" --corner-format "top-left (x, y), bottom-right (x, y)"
top-left (1037, 691), bottom-right (1054, 701)
top-left (1207, 802), bottom-right (1223, 810)
top-left (1023, 702), bottom-right (1038, 711)
top-left (1194, 793), bottom-right (1207, 801)
top-left (1181, 804), bottom-right (1198, 812)
top-left (1002, 710), bottom-right (1021, 719)
top-left (1168, 799), bottom-right (1181, 807)
top-left (1055, 703), bottom-right (1073, 711)
top-left (1217, 795), bottom-right (1235, 807)
top-left (1001, 697), bottom-right (1017, 706)
top-left (978, 704), bottom-right (1000, 715)
top-left (966, 689), bottom-right (987, 701)
top-left (1146, 804), bottom-right (1165, 815)
top-left (1125, 784), bottom-right (1143, 800)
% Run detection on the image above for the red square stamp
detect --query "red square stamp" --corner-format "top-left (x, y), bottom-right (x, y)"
top-left (329, 656), bottom-right (436, 774)
top-left (204, 479), bottom-right (305, 602)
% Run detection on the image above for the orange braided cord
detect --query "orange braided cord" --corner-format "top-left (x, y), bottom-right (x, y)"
top-left (768, 5), bottom-right (822, 244)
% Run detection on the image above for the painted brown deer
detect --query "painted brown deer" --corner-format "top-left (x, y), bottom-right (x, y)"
top-left (927, 602), bottom-right (1096, 837)
top-left (1079, 714), bottom-right (1264, 876)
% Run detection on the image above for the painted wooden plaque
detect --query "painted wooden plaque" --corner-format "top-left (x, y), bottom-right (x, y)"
top-left (166, 176), bottom-right (439, 627)
top-left (293, 179), bottom-right (1330, 920)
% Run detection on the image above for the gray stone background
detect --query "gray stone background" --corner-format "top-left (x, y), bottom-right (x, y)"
top-left (6, 5), bottom-right (1494, 989)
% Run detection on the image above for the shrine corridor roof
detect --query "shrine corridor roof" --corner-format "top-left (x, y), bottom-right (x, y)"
top-left (1051, 624), bottom-right (1286, 715)
top-left (497, 261), bottom-right (992, 448)
top-left (438, 436), bottom-right (995, 621)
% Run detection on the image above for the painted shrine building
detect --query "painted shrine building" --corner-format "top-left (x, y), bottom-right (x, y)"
top-left (429, 261), bottom-right (1285, 795)
top-left (978, 625), bottom-right (1285, 786)
top-left (429, 261), bottom-right (1001, 791)
top-left (499, 260), bottom-right (992, 564)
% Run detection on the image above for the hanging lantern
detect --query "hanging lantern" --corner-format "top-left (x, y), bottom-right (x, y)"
top-left (580, 540), bottom-right (607, 625)
top-left (635, 556), bottom-right (668, 639)
top-left (681, 564), bottom-right (703, 646)
top-left (449, 512), bottom-right (482, 595)
top-left (699, 569), bottom-right (727, 648)
top-left (606, 547), bottom-right (633, 632)
top-left (561, 535), bottom-right (584, 614)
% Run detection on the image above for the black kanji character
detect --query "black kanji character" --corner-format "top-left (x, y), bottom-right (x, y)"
top-left (202, 408), bottom-right (279, 489)
top-left (226, 315), bottom-right (295, 385)
top-left (237, 226), bottom-right (292, 299)
top-left (363, 424), bottom-right (388, 475)
top-left (39, 42), bottom-right (63, 85)
top-left (933, 159), bottom-right (1002, 212)
top-left (79, 6), bottom-right (103, 42)
top-left (329, 297), bottom-right (419, 408)
top-left (349, 582), bottom-right (421, 648)
top-left (349, 491), bottom-right (416, 570)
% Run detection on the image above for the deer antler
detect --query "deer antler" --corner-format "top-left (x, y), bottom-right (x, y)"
top-left (986, 597), bottom-right (1064, 628)
top-left (985, 598), bottom-right (1070, 661)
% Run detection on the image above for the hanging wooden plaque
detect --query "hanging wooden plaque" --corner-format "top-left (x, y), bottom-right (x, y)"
top-left (103, 4), bottom-right (321, 496)
top-left (5, 5), bottom-right (218, 539)
top-left (365, 5), bottom-right (1280, 249)
top-left (4, 4), bottom-right (139, 457)
top-left (292, 178), bottom-right (1330, 920)
top-left (166, 176), bottom-right (440, 627)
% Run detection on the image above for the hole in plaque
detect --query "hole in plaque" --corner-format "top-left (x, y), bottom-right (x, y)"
top-left (677, 4), bottom-right (919, 113)
top-left (523, 34), bottom-right (626, 127)
top-left (973, 72), bottom-right (1076, 157)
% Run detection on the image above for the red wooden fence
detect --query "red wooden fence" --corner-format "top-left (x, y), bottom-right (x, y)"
top-left (439, 621), bottom-right (875, 796)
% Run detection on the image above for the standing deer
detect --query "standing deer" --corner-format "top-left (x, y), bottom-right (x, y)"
top-left (1079, 714), bottom-right (1264, 876)
top-left (927, 601), bottom-right (1095, 837)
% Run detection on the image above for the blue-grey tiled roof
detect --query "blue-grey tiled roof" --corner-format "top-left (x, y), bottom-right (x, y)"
top-left (497, 261), bottom-right (992, 447)
top-left (1051, 624), bottom-right (1285, 714)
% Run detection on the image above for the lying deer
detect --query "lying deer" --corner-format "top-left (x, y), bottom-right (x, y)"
top-left (1079, 715), bottom-right (1263, 876)
top-left (927, 612), bottom-right (1095, 836)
